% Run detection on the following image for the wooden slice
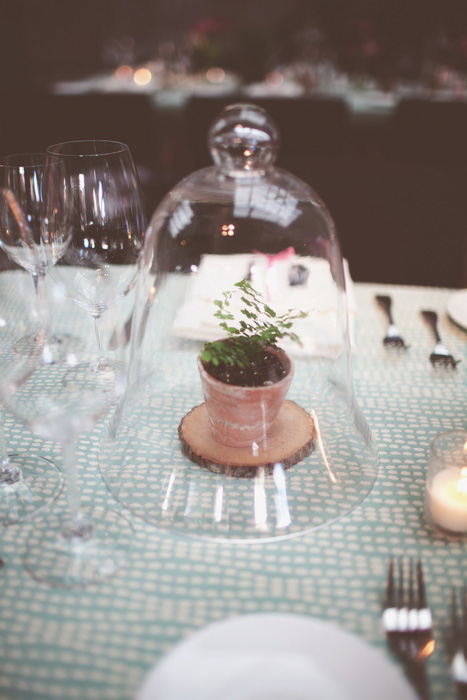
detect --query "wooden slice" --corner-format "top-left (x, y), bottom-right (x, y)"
top-left (178, 400), bottom-right (316, 478)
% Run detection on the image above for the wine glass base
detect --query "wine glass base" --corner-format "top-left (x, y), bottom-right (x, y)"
top-left (22, 504), bottom-right (133, 588)
top-left (0, 454), bottom-right (63, 526)
top-left (14, 332), bottom-right (82, 358)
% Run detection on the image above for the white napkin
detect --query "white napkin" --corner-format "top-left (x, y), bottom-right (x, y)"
top-left (172, 252), bottom-right (356, 359)
top-left (137, 649), bottom-right (345, 700)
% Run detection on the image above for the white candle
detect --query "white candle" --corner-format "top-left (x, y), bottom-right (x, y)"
top-left (429, 467), bottom-right (467, 533)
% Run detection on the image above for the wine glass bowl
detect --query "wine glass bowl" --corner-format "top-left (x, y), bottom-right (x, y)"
top-left (4, 360), bottom-right (115, 443)
top-left (42, 140), bottom-right (145, 378)
top-left (0, 154), bottom-right (45, 273)
top-left (0, 154), bottom-right (50, 355)
top-left (0, 153), bottom-right (80, 358)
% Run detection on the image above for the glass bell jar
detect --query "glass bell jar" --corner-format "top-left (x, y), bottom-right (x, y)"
top-left (100, 103), bottom-right (378, 542)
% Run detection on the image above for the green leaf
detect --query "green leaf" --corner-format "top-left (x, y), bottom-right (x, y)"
top-left (205, 276), bottom-right (306, 370)
top-left (240, 309), bottom-right (255, 319)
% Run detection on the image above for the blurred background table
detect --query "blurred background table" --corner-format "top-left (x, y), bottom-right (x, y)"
top-left (2, 85), bottom-right (466, 290)
top-left (0, 275), bottom-right (466, 700)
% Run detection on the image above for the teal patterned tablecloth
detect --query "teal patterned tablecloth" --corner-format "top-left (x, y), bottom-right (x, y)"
top-left (0, 272), bottom-right (466, 700)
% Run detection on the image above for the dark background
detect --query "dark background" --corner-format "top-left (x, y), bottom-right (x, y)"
top-left (1, 0), bottom-right (466, 287)
top-left (4, 0), bottom-right (467, 86)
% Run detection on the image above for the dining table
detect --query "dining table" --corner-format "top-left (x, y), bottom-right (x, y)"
top-left (0, 273), bottom-right (466, 700)
top-left (50, 66), bottom-right (467, 118)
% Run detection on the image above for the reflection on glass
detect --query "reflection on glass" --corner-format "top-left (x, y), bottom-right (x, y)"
top-left (0, 154), bottom-right (60, 356)
top-left (42, 139), bottom-right (145, 381)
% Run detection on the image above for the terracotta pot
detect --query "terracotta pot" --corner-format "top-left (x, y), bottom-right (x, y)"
top-left (198, 345), bottom-right (294, 448)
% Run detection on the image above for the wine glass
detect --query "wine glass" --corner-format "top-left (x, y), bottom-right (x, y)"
top-left (0, 272), bottom-right (132, 587)
top-left (41, 140), bottom-right (145, 384)
top-left (0, 254), bottom-right (63, 526)
top-left (0, 154), bottom-right (51, 355)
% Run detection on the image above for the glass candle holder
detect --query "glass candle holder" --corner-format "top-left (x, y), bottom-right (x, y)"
top-left (425, 429), bottom-right (467, 536)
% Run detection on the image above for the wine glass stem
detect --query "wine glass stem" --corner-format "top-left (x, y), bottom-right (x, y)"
top-left (93, 315), bottom-right (107, 370)
top-left (32, 271), bottom-right (50, 345)
top-left (0, 408), bottom-right (21, 484)
top-left (61, 440), bottom-right (90, 538)
top-left (0, 409), bottom-right (10, 471)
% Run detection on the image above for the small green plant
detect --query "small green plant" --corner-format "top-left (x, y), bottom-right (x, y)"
top-left (201, 279), bottom-right (307, 369)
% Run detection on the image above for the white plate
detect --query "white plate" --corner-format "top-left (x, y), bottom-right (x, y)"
top-left (135, 613), bottom-right (417, 700)
top-left (447, 289), bottom-right (467, 331)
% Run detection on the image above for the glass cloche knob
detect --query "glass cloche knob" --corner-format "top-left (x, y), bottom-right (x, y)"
top-left (208, 103), bottom-right (279, 176)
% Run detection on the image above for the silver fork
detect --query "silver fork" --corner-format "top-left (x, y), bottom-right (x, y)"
top-left (376, 295), bottom-right (409, 348)
top-left (421, 310), bottom-right (460, 368)
top-left (450, 586), bottom-right (467, 696)
top-left (382, 558), bottom-right (435, 699)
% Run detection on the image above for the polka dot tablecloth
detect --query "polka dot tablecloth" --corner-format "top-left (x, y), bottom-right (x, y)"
top-left (0, 273), bottom-right (466, 700)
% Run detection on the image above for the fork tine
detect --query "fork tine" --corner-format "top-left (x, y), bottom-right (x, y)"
top-left (398, 558), bottom-right (405, 607)
top-left (408, 558), bottom-right (415, 609)
top-left (430, 352), bottom-right (460, 367)
top-left (462, 585), bottom-right (467, 659)
top-left (451, 587), bottom-right (460, 651)
top-left (385, 557), bottom-right (395, 607)
top-left (417, 559), bottom-right (427, 609)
